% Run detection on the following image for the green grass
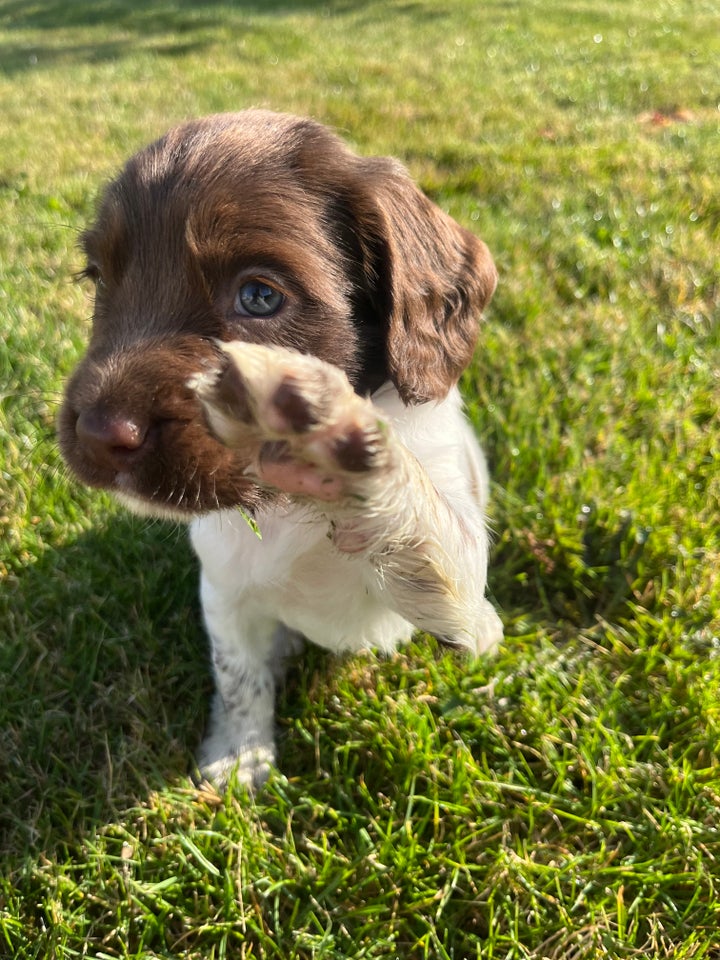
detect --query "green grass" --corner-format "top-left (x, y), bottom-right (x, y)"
top-left (1, 0), bottom-right (719, 956)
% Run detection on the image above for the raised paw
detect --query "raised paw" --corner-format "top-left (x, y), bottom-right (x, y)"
top-left (192, 342), bottom-right (392, 502)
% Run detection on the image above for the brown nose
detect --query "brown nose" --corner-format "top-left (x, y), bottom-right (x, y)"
top-left (75, 407), bottom-right (151, 473)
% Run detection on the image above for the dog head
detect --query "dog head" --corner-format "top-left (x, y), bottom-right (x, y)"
top-left (58, 110), bottom-right (497, 519)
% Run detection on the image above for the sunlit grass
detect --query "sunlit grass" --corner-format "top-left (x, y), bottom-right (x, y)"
top-left (1, 0), bottom-right (719, 957)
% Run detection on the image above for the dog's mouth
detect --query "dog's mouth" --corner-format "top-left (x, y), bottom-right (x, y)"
top-left (56, 332), bottom-right (276, 519)
top-left (57, 395), bottom-right (267, 520)
top-left (113, 486), bottom-right (213, 523)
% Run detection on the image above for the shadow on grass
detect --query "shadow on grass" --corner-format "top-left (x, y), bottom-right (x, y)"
top-left (0, 0), bottom-right (443, 74)
top-left (0, 508), bottom-right (339, 868)
top-left (489, 494), bottom-right (665, 639)
top-left (0, 516), bottom-right (209, 861)
top-left (1, 0), bottom-right (365, 30)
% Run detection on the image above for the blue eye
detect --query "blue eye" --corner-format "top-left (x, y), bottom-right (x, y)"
top-left (233, 280), bottom-right (284, 317)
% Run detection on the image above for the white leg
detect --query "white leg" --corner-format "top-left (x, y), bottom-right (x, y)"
top-left (196, 576), bottom-right (301, 790)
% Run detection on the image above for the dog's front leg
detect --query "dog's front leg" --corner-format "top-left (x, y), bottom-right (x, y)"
top-left (196, 574), bottom-right (282, 790)
top-left (193, 343), bottom-right (503, 657)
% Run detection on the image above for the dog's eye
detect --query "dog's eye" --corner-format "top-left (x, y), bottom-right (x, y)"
top-left (233, 280), bottom-right (284, 318)
top-left (77, 262), bottom-right (104, 288)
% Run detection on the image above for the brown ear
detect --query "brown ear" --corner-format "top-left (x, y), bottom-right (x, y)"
top-left (352, 157), bottom-right (497, 404)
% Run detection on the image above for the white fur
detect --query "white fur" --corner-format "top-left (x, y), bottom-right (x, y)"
top-left (189, 380), bottom-right (502, 787)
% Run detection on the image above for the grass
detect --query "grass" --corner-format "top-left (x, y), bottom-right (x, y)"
top-left (1, 0), bottom-right (719, 956)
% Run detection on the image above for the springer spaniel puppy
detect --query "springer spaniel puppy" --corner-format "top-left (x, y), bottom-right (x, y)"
top-left (58, 110), bottom-right (503, 789)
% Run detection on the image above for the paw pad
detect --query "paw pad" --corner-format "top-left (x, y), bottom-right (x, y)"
top-left (193, 342), bottom-right (390, 502)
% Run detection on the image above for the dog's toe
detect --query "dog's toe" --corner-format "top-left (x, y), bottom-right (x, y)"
top-left (198, 739), bottom-right (275, 793)
top-left (193, 342), bottom-right (392, 501)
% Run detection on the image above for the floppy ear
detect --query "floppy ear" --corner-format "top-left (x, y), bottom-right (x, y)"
top-left (351, 157), bottom-right (497, 404)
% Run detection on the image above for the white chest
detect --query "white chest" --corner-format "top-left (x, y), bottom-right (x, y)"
top-left (190, 506), bottom-right (414, 652)
top-left (189, 384), bottom-right (487, 654)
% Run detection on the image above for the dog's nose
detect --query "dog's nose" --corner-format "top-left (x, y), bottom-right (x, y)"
top-left (75, 407), bottom-right (150, 472)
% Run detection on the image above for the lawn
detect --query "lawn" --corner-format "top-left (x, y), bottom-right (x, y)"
top-left (1, 0), bottom-right (719, 957)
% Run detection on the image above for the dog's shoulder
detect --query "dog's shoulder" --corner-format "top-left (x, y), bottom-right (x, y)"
top-left (374, 382), bottom-right (490, 514)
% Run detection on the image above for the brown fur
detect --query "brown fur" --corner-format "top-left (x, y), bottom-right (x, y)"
top-left (58, 110), bottom-right (496, 517)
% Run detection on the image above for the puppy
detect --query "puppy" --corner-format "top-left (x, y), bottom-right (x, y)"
top-left (58, 110), bottom-right (503, 789)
